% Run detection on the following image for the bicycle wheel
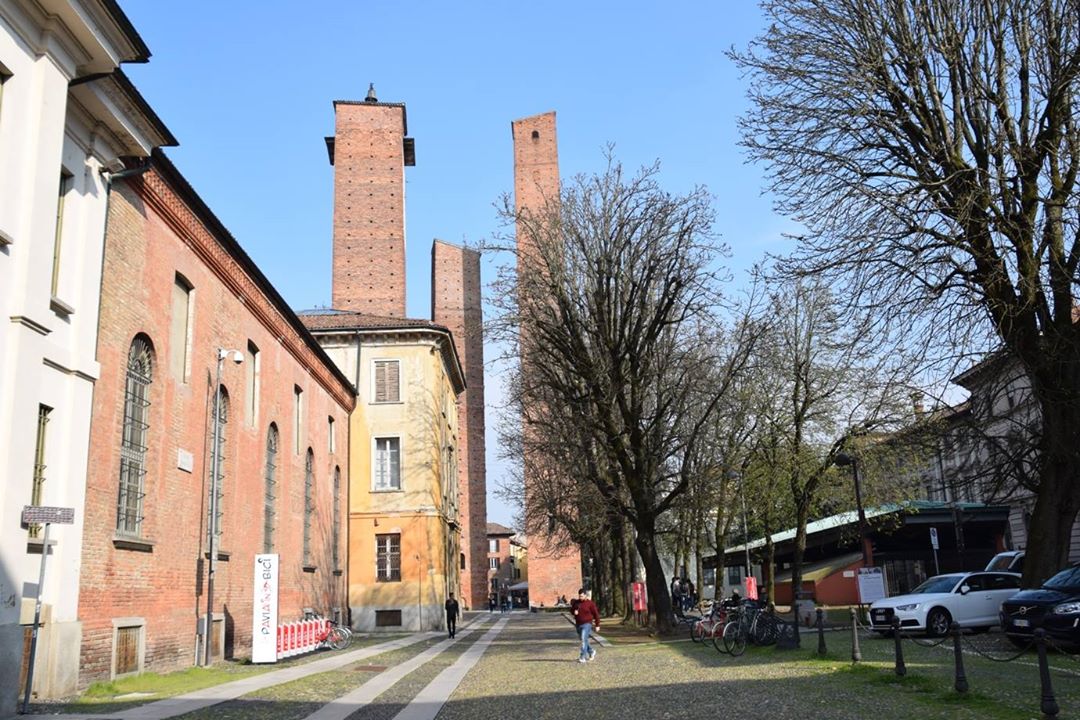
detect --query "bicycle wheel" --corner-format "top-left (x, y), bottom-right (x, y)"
top-left (723, 621), bottom-right (747, 657)
top-left (751, 614), bottom-right (777, 646)
top-left (711, 621), bottom-right (728, 653)
top-left (327, 626), bottom-right (351, 650)
top-left (691, 620), bottom-right (706, 644)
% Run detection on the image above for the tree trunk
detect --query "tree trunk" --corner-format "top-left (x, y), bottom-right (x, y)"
top-left (694, 521), bottom-right (704, 608)
top-left (713, 503), bottom-right (727, 600)
top-left (789, 499), bottom-right (810, 620)
top-left (634, 524), bottom-right (674, 633)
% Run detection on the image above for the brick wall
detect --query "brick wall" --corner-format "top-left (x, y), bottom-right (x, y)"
top-left (80, 168), bottom-right (352, 685)
top-left (431, 240), bottom-right (488, 610)
top-left (330, 101), bottom-right (408, 317)
top-left (511, 112), bottom-right (582, 605)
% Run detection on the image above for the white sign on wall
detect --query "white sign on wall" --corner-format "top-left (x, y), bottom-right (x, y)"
top-left (252, 554), bottom-right (279, 663)
top-left (857, 566), bottom-right (887, 604)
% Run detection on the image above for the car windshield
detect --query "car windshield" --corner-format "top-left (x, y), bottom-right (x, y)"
top-left (986, 555), bottom-right (1016, 571)
top-left (1043, 566), bottom-right (1080, 590)
top-left (909, 575), bottom-right (962, 594)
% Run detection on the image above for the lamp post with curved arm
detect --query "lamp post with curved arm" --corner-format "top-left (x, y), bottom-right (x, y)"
top-left (204, 348), bottom-right (243, 666)
top-left (834, 452), bottom-right (871, 566)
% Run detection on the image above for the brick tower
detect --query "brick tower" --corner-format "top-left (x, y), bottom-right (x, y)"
top-left (511, 111), bottom-right (583, 606)
top-left (327, 85), bottom-right (415, 316)
top-left (432, 240), bottom-right (489, 610)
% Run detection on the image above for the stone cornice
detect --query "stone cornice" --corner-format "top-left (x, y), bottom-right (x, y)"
top-left (130, 169), bottom-right (356, 412)
top-left (2, 0), bottom-right (92, 77)
top-left (309, 326), bottom-right (466, 396)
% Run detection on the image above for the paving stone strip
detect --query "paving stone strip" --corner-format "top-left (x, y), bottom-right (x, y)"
top-left (26, 627), bottom-right (476, 720)
top-left (299, 618), bottom-right (499, 720)
top-left (389, 617), bottom-right (508, 720)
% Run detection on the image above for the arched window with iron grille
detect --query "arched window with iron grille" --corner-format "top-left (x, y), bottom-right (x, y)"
top-left (332, 465), bottom-right (341, 570)
top-left (117, 335), bottom-right (154, 536)
top-left (263, 424), bottom-right (279, 553)
top-left (303, 448), bottom-right (314, 566)
top-left (208, 387), bottom-right (229, 544)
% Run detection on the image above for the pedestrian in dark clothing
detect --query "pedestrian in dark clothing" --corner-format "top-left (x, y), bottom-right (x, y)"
top-left (488, 594), bottom-right (496, 613)
top-left (445, 593), bottom-right (460, 638)
top-left (572, 588), bottom-right (600, 663)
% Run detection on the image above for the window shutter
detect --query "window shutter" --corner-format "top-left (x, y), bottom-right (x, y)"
top-left (386, 361), bottom-right (399, 402)
top-left (375, 362), bottom-right (387, 402)
top-left (374, 360), bottom-right (400, 403)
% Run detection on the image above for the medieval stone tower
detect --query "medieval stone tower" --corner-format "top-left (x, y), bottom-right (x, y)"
top-left (432, 241), bottom-right (489, 609)
top-left (326, 87), bottom-right (489, 609)
top-left (511, 111), bottom-right (583, 605)
top-left (327, 89), bottom-right (414, 317)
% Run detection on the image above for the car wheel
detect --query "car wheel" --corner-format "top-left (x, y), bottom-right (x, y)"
top-left (926, 608), bottom-right (951, 637)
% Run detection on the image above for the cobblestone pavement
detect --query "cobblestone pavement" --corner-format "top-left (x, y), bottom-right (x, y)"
top-left (18, 612), bottom-right (1080, 720)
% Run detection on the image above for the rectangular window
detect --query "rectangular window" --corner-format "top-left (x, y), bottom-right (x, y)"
top-left (29, 405), bottom-right (51, 538)
top-left (169, 275), bottom-right (193, 381)
top-left (293, 385), bottom-right (303, 454)
top-left (489, 538), bottom-right (499, 553)
top-left (246, 341), bottom-right (260, 426)
top-left (373, 359), bottom-right (400, 403)
top-left (375, 609), bottom-right (402, 627)
top-left (328, 416), bottom-right (335, 454)
top-left (52, 170), bottom-right (74, 297)
top-left (489, 557), bottom-right (500, 570)
top-left (727, 566), bottom-right (742, 585)
top-left (373, 437), bottom-right (401, 490)
top-left (375, 533), bottom-right (401, 582)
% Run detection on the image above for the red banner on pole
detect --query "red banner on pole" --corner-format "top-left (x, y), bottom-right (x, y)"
top-left (631, 582), bottom-right (647, 612)
top-left (745, 576), bottom-right (758, 600)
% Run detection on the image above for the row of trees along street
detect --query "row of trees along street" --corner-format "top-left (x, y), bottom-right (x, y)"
top-left (490, 0), bottom-right (1080, 630)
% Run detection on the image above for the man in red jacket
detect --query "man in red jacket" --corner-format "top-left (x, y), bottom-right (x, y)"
top-left (572, 588), bottom-right (600, 663)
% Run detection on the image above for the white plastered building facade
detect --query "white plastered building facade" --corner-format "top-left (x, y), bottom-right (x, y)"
top-left (0, 0), bottom-right (173, 710)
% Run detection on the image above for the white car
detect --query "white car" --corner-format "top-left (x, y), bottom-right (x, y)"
top-left (868, 571), bottom-right (1022, 636)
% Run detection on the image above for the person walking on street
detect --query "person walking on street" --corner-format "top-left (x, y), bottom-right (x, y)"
top-left (445, 593), bottom-right (460, 638)
top-left (571, 588), bottom-right (600, 663)
top-left (488, 594), bottom-right (496, 613)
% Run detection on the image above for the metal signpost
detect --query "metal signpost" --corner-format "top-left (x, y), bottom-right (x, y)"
top-left (930, 527), bottom-right (940, 575)
top-left (20, 505), bottom-right (75, 714)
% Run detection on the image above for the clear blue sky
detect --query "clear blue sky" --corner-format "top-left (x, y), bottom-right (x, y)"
top-left (120, 1), bottom-right (794, 526)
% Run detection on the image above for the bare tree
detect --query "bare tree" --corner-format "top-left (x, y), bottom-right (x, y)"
top-left (488, 157), bottom-right (758, 632)
top-left (733, 0), bottom-right (1080, 585)
top-left (754, 279), bottom-right (914, 609)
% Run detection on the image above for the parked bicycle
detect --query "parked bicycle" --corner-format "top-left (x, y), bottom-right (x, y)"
top-left (302, 609), bottom-right (352, 651)
top-left (691, 601), bottom-right (728, 644)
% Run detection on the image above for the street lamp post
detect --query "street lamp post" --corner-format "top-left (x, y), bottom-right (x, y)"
top-left (204, 348), bottom-right (243, 667)
top-left (835, 452), bottom-right (870, 566)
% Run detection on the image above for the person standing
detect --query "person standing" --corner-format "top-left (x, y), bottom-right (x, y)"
top-left (571, 588), bottom-right (600, 663)
top-left (445, 593), bottom-right (460, 639)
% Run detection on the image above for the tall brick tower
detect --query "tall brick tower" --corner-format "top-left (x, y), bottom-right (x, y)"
top-left (326, 85), bottom-right (415, 316)
top-left (432, 240), bottom-right (488, 610)
top-left (511, 111), bottom-right (582, 606)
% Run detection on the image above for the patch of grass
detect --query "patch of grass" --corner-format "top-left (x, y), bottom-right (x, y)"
top-left (78, 664), bottom-right (270, 704)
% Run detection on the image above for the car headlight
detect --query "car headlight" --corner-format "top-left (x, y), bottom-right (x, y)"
top-left (1052, 602), bottom-right (1080, 615)
top-left (895, 603), bottom-right (919, 611)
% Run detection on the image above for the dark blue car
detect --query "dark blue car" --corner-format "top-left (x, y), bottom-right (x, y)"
top-left (1000, 564), bottom-right (1080, 648)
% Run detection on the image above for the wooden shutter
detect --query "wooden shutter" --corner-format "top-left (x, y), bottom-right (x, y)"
top-left (374, 360), bottom-right (400, 403)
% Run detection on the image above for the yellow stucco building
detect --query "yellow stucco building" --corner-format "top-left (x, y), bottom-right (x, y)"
top-left (303, 312), bottom-right (464, 631)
